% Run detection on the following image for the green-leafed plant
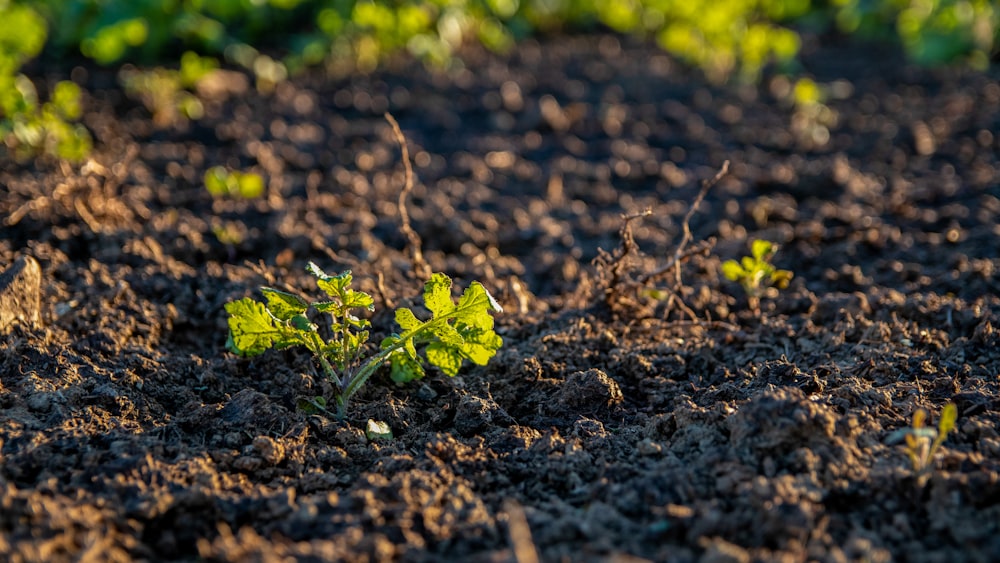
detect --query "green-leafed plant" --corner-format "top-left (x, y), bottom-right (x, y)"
top-left (0, 1), bottom-right (91, 161)
top-left (204, 166), bottom-right (265, 199)
top-left (830, 0), bottom-right (998, 69)
top-left (8, 0), bottom-right (998, 163)
top-left (120, 51), bottom-right (217, 126)
top-left (1, 78), bottom-right (92, 162)
top-left (225, 263), bottom-right (503, 419)
top-left (888, 403), bottom-right (958, 486)
top-left (720, 239), bottom-right (793, 313)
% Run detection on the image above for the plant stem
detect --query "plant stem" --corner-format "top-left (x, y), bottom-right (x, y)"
top-left (316, 352), bottom-right (342, 388)
top-left (341, 295), bottom-right (485, 405)
top-left (341, 312), bottom-right (350, 374)
top-left (342, 344), bottom-right (402, 405)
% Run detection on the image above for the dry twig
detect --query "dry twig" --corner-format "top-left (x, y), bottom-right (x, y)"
top-left (384, 112), bottom-right (431, 280)
top-left (638, 159), bottom-right (729, 286)
top-left (595, 160), bottom-right (730, 320)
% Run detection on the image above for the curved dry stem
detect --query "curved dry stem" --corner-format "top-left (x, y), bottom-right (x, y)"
top-left (637, 159), bottom-right (729, 286)
top-left (385, 112), bottom-right (431, 280)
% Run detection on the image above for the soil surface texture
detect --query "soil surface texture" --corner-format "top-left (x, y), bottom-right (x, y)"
top-left (2, 34), bottom-right (1000, 562)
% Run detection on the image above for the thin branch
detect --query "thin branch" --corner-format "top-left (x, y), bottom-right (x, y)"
top-left (608, 209), bottom-right (651, 286)
top-left (638, 237), bottom-right (716, 287)
top-left (594, 209), bottom-right (651, 309)
top-left (384, 112), bottom-right (431, 280)
top-left (375, 271), bottom-right (393, 310)
top-left (637, 159), bottom-right (729, 286)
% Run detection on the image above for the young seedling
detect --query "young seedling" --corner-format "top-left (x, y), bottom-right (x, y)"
top-left (204, 166), bottom-right (265, 199)
top-left (889, 404), bottom-right (958, 486)
top-left (720, 239), bottom-right (793, 313)
top-left (225, 263), bottom-right (503, 419)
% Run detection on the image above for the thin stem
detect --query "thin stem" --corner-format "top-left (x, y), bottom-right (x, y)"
top-left (341, 295), bottom-right (487, 404)
top-left (335, 394), bottom-right (347, 420)
top-left (340, 312), bottom-right (350, 377)
top-left (343, 346), bottom-right (398, 402)
top-left (385, 112), bottom-right (430, 280)
top-left (315, 352), bottom-right (342, 388)
top-left (636, 160), bottom-right (729, 286)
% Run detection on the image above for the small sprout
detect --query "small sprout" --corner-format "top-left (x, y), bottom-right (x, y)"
top-left (225, 262), bottom-right (503, 419)
top-left (888, 403), bottom-right (958, 486)
top-left (212, 219), bottom-right (246, 246)
top-left (118, 52), bottom-right (218, 126)
top-left (2, 77), bottom-right (92, 162)
top-left (205, 166), bottom-right (265, 199)
top-left (720, 239), bottom-right (793, 313)
top-left (179, 51), bottom-right (219, 88)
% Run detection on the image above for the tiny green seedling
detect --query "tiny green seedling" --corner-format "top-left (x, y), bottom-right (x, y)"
top-left (225, 263), bottom-right (503, 419)
top-left (205, 166), bottom-right (265, 199)
top-left (720, 239), bottom-right (793, 312)
top-left (119, 51), bottom-right (218, 126)
top-left (889, 403), bottom-right (958, 486)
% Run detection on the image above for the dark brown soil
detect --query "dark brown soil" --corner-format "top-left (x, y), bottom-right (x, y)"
top-left (2, 34), bottom-right (1000, 562)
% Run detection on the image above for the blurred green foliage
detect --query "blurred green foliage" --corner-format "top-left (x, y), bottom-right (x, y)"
top-left (829, 0), bottom-right (998, 69)
top-left (1, 0), bottom-right (997, 162)
top-left (120, 51), bottom-right (218, 126)
top-left (18, 0), bottom-right (1000, 78)
top-left (204, 165), bottom-right (265, 199)
top-left (0, 0), bottom-right (91, 161)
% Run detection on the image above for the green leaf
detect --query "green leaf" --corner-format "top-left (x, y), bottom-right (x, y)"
top-left (423, 273), bottom-right (455, 318)
top-left (404, 338), bottom-right (418, 360)
top-left (225, 297), bottom-right (297, 356)
top-left (382, 276), bottom-right (502, 381)
top-left (938, 403), bottom-right (958, 436)
top-left (313, 301), bottom-right (338, 314)
top-left (315, 274), bottom-right (351, 299)
top-left (204, 166), bottom-right (230, 197)
top-left (771, 269), bottom-right (793, 289)
top-left (314, 268), bottom-right (352, 300)
top-left (395, 308), bottom-right (421, 331)
top-left (308, 264), bottom-right (374, 314)
top-left (381, 333), bottom-right (417, 360)
top-left (290, 314), bottom-right (316, 332)
top-left (429, 323), bottom-right (465, 346)
top-left (457, 325), bottom-right (503, 365)
top-left (297, 396), bottom-right (327, 414)
top-left (343, 290), bottom-right (374, 311)
top-left (306, 261), bottom-right (332, 280)
top-left (455, 281), bottom-right (502, 329)
top-left (235, 172), bottom-right (265, 198)
top-left (422, 323), bottom-right (502, 376)
top-left (720, 260), bottom-right (744, 281)
top-left (260, 287), bottom-right (308, 320)
top-left (426, 342), bottom-right (463, 377)
top-left (51, 81), bottom-right (82, 120)
top-left (345, 314), bottom-right (371, 330)
top-left (751, 239), bottom-right (774, 260)
top-left (388, 349), bottom-right (425, 383)
top-left (345, 329), bottom-right (369, 356)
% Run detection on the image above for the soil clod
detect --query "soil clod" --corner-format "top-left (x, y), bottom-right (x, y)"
top-left (0, 255), bottom-right (41, 333)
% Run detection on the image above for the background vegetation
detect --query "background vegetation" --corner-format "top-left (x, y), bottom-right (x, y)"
top-left (2, 0), bottom-right (997, 161)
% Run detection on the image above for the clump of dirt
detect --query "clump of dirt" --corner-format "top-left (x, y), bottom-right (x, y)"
top-left (2, 33), bottom-right (1000, 562)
